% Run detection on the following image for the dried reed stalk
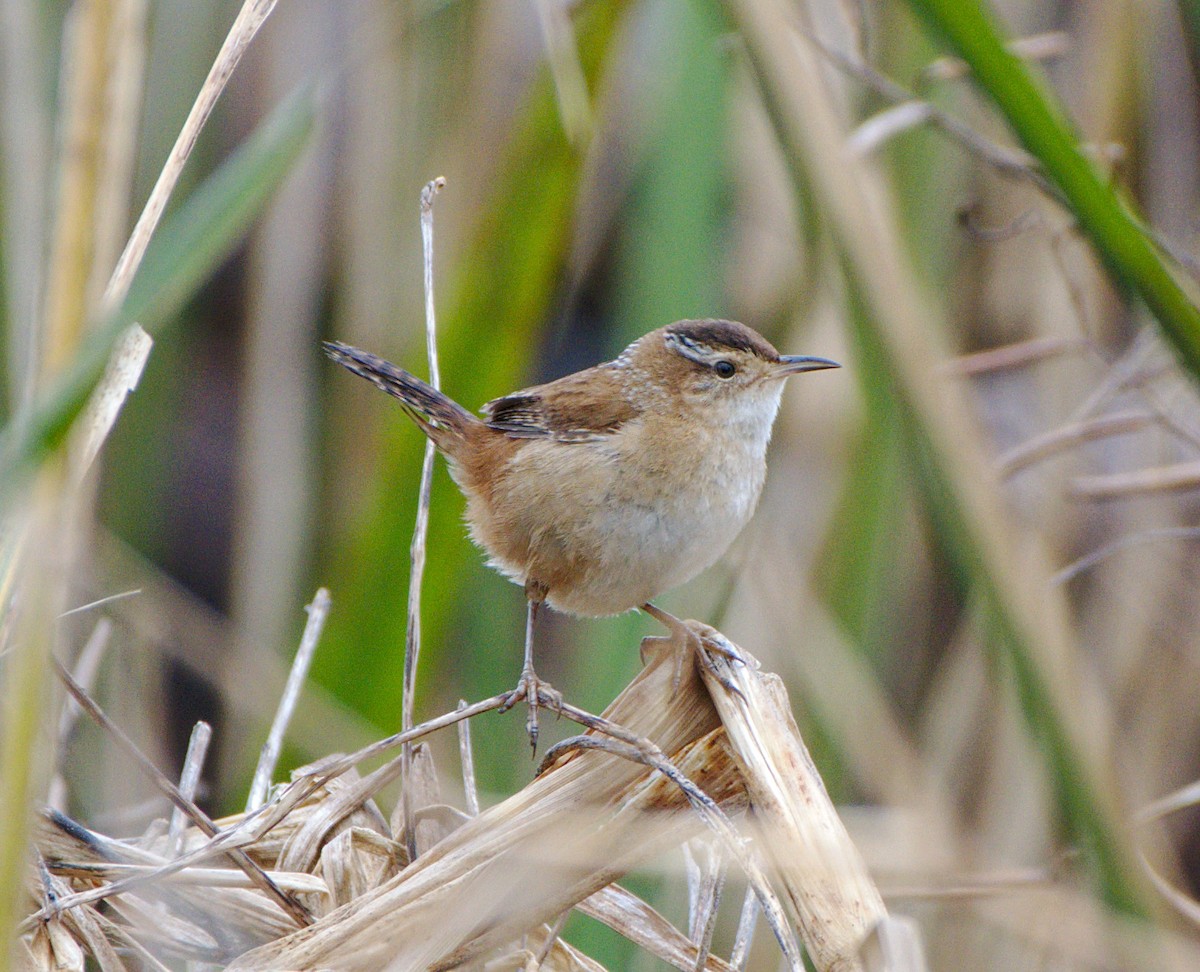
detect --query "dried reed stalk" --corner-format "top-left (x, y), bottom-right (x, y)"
top-left (401, 176), bottom-right (447, 861)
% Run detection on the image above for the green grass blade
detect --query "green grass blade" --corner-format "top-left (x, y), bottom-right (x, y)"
top-left (904, 0), bottom-right (1200, 378)
top-left (0, 85), bottom-right (317, 481)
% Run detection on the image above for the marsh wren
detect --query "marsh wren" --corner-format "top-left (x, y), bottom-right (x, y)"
top-left (325, 319), bottom-right (838, 745)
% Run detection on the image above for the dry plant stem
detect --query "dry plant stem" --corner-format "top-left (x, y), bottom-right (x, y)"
top-left (22, 809), bottom-right (270, 925)
top-left (694, 626), bottom-right (887, 972)
top-left (690, 848), bottom-right (725, 972)
top-left (920, 31), bottom-right (1069, 82)
top-left (401, 176), bottom-right (446, 863)
top-left (533, 908), bottom-right (571, 965)
top-left (457, 700), bottom-right (481, 816)
top-left (534, 0), bottom-right (592, 144)
top-left (167, 721), bottom-right (212, 855)
top-left (805, 30), bottom-right (1048, 189)
top-left (998, 411), bottom-right (1159, 478)
top-left (729, 886), bottom-right (759, 971)
top-left (90, 0), bottom-right (147, 305)
top-left (1140, 778), bottom-right (1200, 824)
top-left (103, 0), bottom-right (281, 308)
top-left (858, 916), bottom-right (929, 972)
top-left (1070, 460), bottom-right (1200, 500)
top-left (247, 588), bottom-right (331, 811)
top-left (55, 618), bottom-right (111, 745)
top-left (40, 0), bottom-right (116, 376)
top-left (44, 861), bottom-right (326, 894)
top-left (285, 693), bottom-right (510, 801)
top-left (0, 0), bottom-right (50, 411)
top-left (1052, 526), bottom-right (1200, 586)
top-left (51, 658), bottom-right (313, 928)
top-left (70, 322), bottom-right (153, 478)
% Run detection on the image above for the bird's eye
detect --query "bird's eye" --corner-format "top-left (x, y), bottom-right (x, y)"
top-left (713, 360), bottom-right (736, 379)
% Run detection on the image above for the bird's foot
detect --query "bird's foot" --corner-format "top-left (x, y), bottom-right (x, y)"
top-left (499, 666), bottom-right (563, 754)
top-left (640, 603), bottom-right (747, 697)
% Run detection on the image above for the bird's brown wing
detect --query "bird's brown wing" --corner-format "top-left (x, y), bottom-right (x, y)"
top-left (482, 365), bottom-right (639, 442)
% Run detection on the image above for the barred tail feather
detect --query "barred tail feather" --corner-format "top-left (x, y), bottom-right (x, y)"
top-left (322, 341), bottom-right (477, 447)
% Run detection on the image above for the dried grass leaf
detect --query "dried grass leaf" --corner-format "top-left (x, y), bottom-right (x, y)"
top-left (576, 883), bottom-right (732, 972)
top-left (319, 827), bottom-right (403, 913)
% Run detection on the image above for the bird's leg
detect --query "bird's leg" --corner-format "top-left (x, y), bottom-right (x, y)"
top-left (499, 584), bottom-right (562, 753)
top-left (641, 602), bottom-right (745, 694)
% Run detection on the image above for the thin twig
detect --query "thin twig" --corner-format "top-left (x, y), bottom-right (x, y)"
top-left (456, 699), bottom-right (480, 816)
top-left (246, 588), bottom-right (331, 811)
top-left (167, 721), bottom-right (212, 856)
top-left (1140, 778), bottom-right (1200, 824)
top-left (1070, 460), bottom-right (1200, 500)
top-left (56, 619), bottom-right (112, 745)
top-left (401, 175), bottom-right (446, 863)
top-left (956, 203), bottom-right (1041, 243)
top-left (942, 336), bottom-right (1088, 377)
top-left (48, 618), bottom-right (112, 813)
top-left (998, 411), bottom-right (1159, 478)
top-left (58, 588), bottom-right (141, 618)
top-left (51, 658), bottom-right (313, 927)
top-left (805, 29), bottom-right (1049, 189)
top-left (293, 693), bottom-right (511, 790)
top-left (1053, 526), bottom-right (1200, 585)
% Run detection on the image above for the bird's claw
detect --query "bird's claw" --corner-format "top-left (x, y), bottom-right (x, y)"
top-left (641, 604), bottom-right (748, 700)
top-left (500, 668), bottom-right (562, 755)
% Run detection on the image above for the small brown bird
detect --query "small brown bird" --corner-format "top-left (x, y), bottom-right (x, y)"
top-left (325, 319), bottom-right (838, 745)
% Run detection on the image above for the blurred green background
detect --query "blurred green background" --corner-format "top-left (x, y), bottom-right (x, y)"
top-left (10, 0), bottom-right (1200, 966)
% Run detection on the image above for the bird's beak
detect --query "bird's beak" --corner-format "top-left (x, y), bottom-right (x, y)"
top-left (773, 355), bottom-right (841, 378)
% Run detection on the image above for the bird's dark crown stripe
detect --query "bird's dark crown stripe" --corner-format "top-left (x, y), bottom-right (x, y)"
top-left (664, 319), bottom-right (777, 360)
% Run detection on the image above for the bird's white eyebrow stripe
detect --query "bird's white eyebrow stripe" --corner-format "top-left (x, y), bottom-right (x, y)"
top-left (664, 331), bottom-right (721, 365)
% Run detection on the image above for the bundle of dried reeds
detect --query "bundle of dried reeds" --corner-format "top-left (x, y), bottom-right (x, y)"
top-left (22, 621), bottom-right (899, 971)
